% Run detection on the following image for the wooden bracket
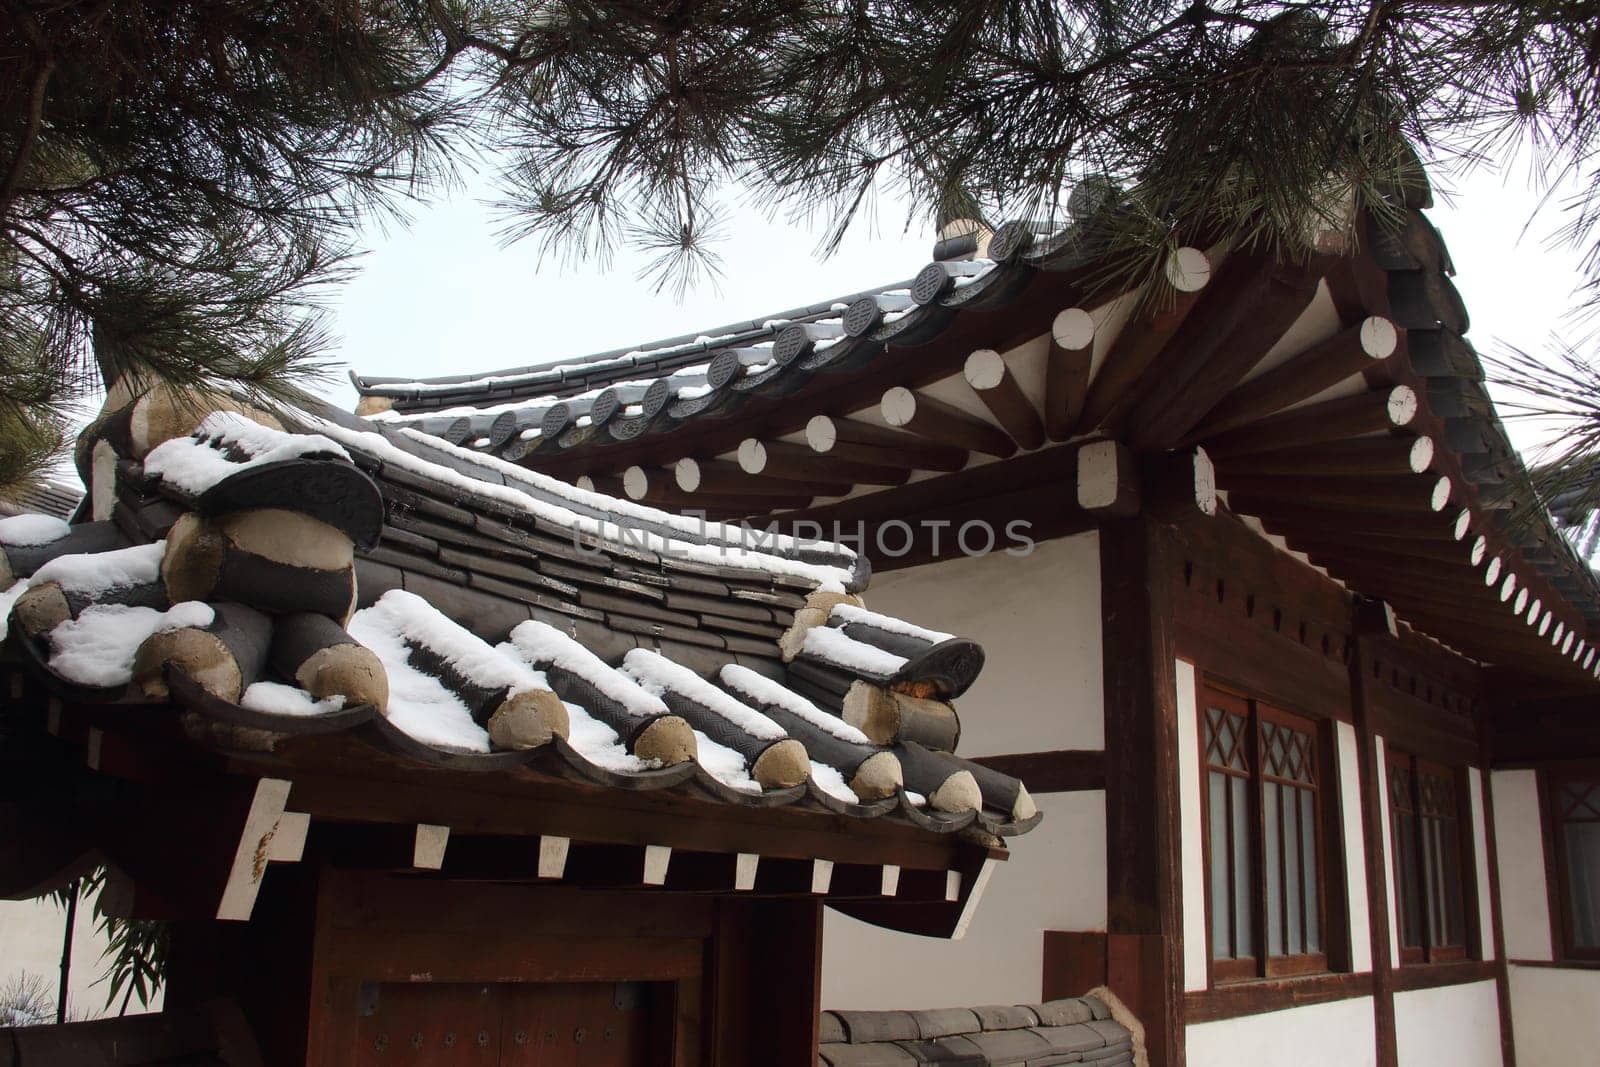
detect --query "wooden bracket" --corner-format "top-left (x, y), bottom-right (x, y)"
top-left (216, 778), bottom-right (293, 922)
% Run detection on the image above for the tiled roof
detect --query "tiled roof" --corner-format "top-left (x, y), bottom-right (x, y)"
top-left (350, 189), bottom-right (1600, 685)
top-left (1, 388), bottom-right (1038, 839)
top-left (348, 228), bottom-right (1046, 463)
top-left (818, 996), bottom-right (1138, 1066)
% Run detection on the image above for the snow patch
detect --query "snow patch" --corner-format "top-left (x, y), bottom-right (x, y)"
top-left (347, 602), bottom-right (489, 753)
top-left (622, 649), bottom-right (784, 740)
top-left (800, 626), bottom-right (909, 677)
top-left (810, 760), bottom-right (858, 804)
top-left (48, 601), bottom-right (214, 688)
top-left (694, 731), bottom-right (761, 793)
top-left (0, 514), bottom-right (70, 546)
top-left (830, 603), bottom-right (953, 644)
top-left (357, 590), bottom-right (545, 697)
top-left (144, 411), bottom-right (347, 495)
top-left (718, 663), bottom-right (871, 744)
top-left (558, 701), bottom-right (653, 773)
top-left (31, 541), bottom-right (164, 597)
top-left (241, 681), bottom-right (347, 717)
top-left (506, 621), bottom-right (668, 717)
top-left (0, 579), bottom-right (29, 640)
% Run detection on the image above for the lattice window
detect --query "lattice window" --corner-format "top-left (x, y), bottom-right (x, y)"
top-left (1386, 751), bottom-right (1468, 963)
top-left (1199, 684), bottom-right (1329, 983)
top-left (1203, 694), bottom-right (1254, 977)
top-left (1553, 777), bottom-right (1600, 956)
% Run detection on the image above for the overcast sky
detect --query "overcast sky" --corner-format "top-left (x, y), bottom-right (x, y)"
top-left (323, 161), bottom-right (1590, 460)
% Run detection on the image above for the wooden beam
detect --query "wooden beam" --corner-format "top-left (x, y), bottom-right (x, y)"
top-left (805, 415), bottom-right (968, 472)
top-left (1078, 247), bottom-right (1212, 434)
top-left (737, 438), bottom-right (910, 487)
top-left (964, 349), bottom-right (1045, 450)
top-left (1219, 472), bottom-right (1453, 516)
top-left (880, 387), bottom-right (1016, 457)
top-left (969, 749), bottom-right (1106, 792)
top-left (1188, 315), bottom-right (1401, 440)
top-left (1211, 435), bottom-right (1433, 478)
top-left (1130, 254), bottom-right (1327, 450)
top-left (675, 456), bottom-right (849, 499)
top-left (1045, 308), bottom-right (1096, 441)
top-left (1199, 386), bottom-right (1418, 459)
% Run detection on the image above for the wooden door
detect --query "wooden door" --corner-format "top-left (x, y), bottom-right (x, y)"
top-left (350, 982), bottom-right (656, 1066)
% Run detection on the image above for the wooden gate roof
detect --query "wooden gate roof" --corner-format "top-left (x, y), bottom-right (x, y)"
top-left (0, 388), bottom-right (1035, 928)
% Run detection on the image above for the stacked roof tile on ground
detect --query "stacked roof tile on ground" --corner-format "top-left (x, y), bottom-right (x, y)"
top-left (818, 997), bottom-right (1138, 1066)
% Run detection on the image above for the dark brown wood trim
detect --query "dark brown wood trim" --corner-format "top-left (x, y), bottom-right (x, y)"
top-left (1477, 716), bottom-right (1518, 1066)
top-left (1388, 958), bottom-right (1499, 993)
top-left (1100, 509), bottom-right (1184, 1067)
top-left (1184, 971), bottom-right (1375, 1023)
top-left (1043, 929), bottom-right (1109, 999)
top-left (970, 749), bottom-right (1105, 793)
top-left (1352, 609), bottom-right (1401, 1067)
top-left (1505, 957), bottom-right (1600, 971)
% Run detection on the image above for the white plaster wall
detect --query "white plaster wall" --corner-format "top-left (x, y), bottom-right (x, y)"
top-left (1507, 964), bottom-right (1600, 1064)
top-left (0, 889), bottom-right (156, 1022)
top-left (1337, 721), bottom-right (1373, 972)
top-left (1375, 737), bottom-right (1401, 968)
top-left (821, 790), bottom-right (1106, 1009)
top-left (1467, 770), bottom-right (1496, 960)
top-left (1187, 996), bottom-right (1377, 1067)
top-left (1175, 660), bottom-right (1208, 991)
top-left (1393, 980), bottom-right (1501, 1067)
top-left (1489, 770), bottom-right (1554, 961)
top-left (856, 531), bottom-right (1104, 755)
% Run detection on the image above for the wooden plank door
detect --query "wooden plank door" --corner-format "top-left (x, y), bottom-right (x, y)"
top-left (351, 983), bottom-right (503, 1064)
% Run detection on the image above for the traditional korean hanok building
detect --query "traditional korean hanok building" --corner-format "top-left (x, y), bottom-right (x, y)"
top-left (351, 169), bottom-right (1600, 1067)
top-left (0, 384), bottom-right (1076, 1064)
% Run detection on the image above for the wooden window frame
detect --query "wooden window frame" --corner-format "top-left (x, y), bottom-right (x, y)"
top-left (1197, 680), bottom-right (1341, 986)
top-left (1541, 763), bottom-right (1600, 963)
top-left (1385, 749), bottom-right (1475, 965)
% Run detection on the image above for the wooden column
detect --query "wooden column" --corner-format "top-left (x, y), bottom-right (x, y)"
top-left (1351, 600), bottom-right (1401, 1067)
top-left (709, 898), bottom-right (822, 1066)
top-left (1099, 472), bottom-right (1186, 1067)
top-left (1476, 700), bottom-right (1519, 1066)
